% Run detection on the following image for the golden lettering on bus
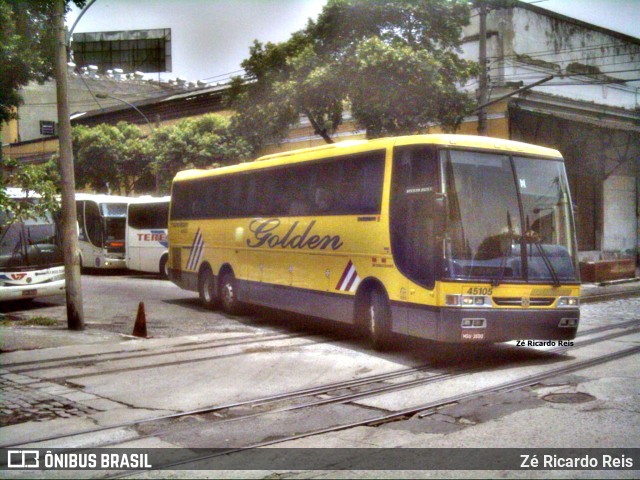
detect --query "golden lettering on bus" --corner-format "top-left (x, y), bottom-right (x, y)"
top-left (246, 218), bottom-right (344, 251)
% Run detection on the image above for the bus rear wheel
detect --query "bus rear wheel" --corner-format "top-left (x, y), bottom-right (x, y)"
top-left (367, 288), bottom-right (391, 351)
top-left (159, 254), bottom-right (169, 279)
top-left (198, 267), bottom-right (218, 310)
top-left (219, 271), bottom-right (241, 315)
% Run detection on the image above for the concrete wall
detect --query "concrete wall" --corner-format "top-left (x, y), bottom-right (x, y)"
top-left (603, 175), bottom-right (638, 255)
top-left (4, 74), bottom-right (177, 145)
top-left (461, 5), bottom-right (640, 110)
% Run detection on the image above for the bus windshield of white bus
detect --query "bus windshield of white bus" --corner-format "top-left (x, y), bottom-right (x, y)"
top-left (101, 203), bottom-right (128, 217)
top-left (0, 207), bottom-right (62, 270)
top-left (442, 149), bottom-right (578, 284)
top-left (100, 203), bottom-right (127, 250)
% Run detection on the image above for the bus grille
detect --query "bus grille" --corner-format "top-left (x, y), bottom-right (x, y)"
top-left (492, 297), bottom-right (555, 307)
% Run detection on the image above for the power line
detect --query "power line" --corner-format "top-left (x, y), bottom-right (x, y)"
top-left (201, 69), bottom-right (246, 82)
top-left (494, 66), bottom-right (640, 77)
top-left (488, 41), bottom-right (640, 62)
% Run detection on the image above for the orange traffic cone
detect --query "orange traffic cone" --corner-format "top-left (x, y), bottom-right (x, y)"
top-left (132, 301), bottom-right (148, 338)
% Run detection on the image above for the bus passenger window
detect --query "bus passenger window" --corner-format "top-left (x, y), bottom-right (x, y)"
top-left (190, 200), bottom-right (203, 218)
top-left (84, 201), bottom-right (103, 248)
top-left (289, 189), bottom-right (310, 215)
top-left (314, 187), bottom-right (334, 212)
top-left (76, 201), bottom-right (86, 241)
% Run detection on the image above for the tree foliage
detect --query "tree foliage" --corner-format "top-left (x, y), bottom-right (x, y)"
top-left (0, 159), bottom-right (60, 224)
top-left (1, 0), bottom-right (84, 219)
top-left (228, 0), bottom-right (477, 146)
top-left (150, 114), bottom-right (253, 191)
top-left (71, 115), bottom-right (252, 194)
top-left (72, 122), bottom-right (153, 194)
top-left (0, 0), bottom-right (85, 125)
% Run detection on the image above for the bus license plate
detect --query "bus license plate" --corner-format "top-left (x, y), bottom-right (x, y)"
top-left (22, 289), bottom-right (37, 297)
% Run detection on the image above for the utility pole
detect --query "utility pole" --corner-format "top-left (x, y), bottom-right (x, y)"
top-left (54, 0), bottom-right (84, 330)
top-left (477, 0), bottom-right (489, 136)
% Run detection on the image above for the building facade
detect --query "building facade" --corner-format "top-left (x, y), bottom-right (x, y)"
top-left (3, 1), bottom-right (638, 271)
top-left (460, 3), bottom-right (639, 259)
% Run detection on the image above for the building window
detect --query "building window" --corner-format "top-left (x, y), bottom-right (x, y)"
top-left (71, 28), bottom-right (172, 74)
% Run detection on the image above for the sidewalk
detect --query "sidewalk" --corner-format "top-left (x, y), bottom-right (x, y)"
top-left (580, 277), bottom-right (640, 303)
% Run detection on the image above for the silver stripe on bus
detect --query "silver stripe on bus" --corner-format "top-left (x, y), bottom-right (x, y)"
top-left (186, 229), bottom-right (204, 271)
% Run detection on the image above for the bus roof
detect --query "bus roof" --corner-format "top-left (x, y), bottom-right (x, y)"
top-left (127, 196), bottom-right (171, 205)
top-left (173, 134), bottom-right (563, 183)
top-left (75, 193), bottom-right (133, 203)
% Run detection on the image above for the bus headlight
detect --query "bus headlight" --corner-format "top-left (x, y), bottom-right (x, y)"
top-left (446, 294), bottom-right (460, 306)
top-left (446, 294), bottom-right (490, 307)
top-left (557, 297), bottom-right (579, 307)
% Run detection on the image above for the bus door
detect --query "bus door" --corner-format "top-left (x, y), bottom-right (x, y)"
top-left (390, 145), bottom-right (441, 337)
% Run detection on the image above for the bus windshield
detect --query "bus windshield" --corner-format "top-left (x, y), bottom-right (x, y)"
top-left (100, 202), bottom-right (128, 217)
top-left (443, 150), bottom-right (578, 283)
top-left (0, 209), bottom-right (62, 270)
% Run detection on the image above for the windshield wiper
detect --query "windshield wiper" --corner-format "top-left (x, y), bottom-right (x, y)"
top-left (525, 231), bottom-right (560, 287)
top-left (493, 212), bottom-right (514, 287)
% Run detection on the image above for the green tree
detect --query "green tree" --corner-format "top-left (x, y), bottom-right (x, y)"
top-left (0, 159), bottom-right (60, 224)
top-left (0, 0), bottom-right (85, 132)
top-left (1, 0), bottom-right (85, 216)
top-left (72, 122), bottom-right (154, 194)
top-left (150, 114), bottom-right (253, 192)
top-left (229, 0), bottom-right (477, 147)
top-left (117, 122), bottom-right (155, 193)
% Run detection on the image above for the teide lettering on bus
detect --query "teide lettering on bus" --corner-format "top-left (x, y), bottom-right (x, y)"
top-left (246, 219), bottom-right (344, 251)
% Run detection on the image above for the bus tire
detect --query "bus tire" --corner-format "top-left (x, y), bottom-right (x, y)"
top-left (219, 270), bottom-right (241, 315)
top-left (367, 287), bottom-right (391, 351)
top-left (198, 267), bottom-right (218, 310)
top-left (159, 254), bottom-right (169, 279)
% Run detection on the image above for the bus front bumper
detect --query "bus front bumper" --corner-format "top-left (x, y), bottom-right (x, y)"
top-left (93, 256), bottom-right (127, 269)
top-left (0, 280), bottom-right (66, 302)
top-left (436, 307), bottom-right (580, 343)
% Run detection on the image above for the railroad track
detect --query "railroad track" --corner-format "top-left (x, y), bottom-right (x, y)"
top-left (2, 330), bottom-right (331, 379)
top-left (5, 318), bottom-right (638, 450)
top-left (102, 342), bottom-right (640, 475)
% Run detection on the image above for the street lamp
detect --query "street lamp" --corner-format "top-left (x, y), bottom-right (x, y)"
top-left (95, 93), bottom-right (160, 194)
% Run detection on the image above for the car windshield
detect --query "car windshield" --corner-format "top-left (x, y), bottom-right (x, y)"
top-left (0, 210), bottom-right (63, 268)
top-left (443, 149), bottom-right (578, 283)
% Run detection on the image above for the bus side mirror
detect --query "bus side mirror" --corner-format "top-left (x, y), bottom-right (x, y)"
top-left (428, 192), bottom-right (447, 233)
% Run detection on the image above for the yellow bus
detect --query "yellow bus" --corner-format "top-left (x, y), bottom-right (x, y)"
top-left (168, 135), bottom-right (580, 348)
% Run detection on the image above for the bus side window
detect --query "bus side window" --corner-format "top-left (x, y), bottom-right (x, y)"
top-left (84, 201), bottom-right (103, 248)
top-left (76, 201), bottom-right (86, 241)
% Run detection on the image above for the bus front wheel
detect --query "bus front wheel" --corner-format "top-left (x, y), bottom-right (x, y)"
top-left (219, 271), bottom-right (241, 315)
top-left (198, 267), bottom-right (218, 310)
top-left (159, 254), bottom-right (169, 279)
top-left (367, 288), bottom-right (391, 351)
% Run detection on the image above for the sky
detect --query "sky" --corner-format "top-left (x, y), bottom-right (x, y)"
top-left (65, 0), bottom-right (639, 83)
top-left (529, 0), bottom-right (639, 37)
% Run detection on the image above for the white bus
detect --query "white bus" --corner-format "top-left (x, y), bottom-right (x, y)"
top-left (126, 196), bottom-right (170, 277)
top-left (1, 188), bottom-right (65, 302)
top-left (75, 194), bottom-right (132, 269)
